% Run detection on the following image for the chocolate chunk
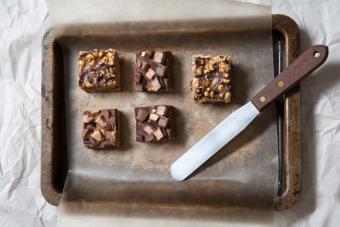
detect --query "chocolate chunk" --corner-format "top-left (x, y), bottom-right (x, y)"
top-left (104, 118), bottom-right (115, 130)
top-left (78, 49), bottom-right (120, 93)
top-left (156, 105), bottom-right (168, 116)
top-left (144, 125), bottom-right (155, 134)
top-left (158, 116), bottom-right (169, 128)
top-left (83, 114), bottom-right (93, 123)
top-left (145, 68), bottom-right (156, 81)
top-left (135, 105), bottom-right (175, 142)
top-left (91, 130), bottom-right (103, 142)
top-left (98, 140), bottom-right (111, 149)
top-left (155, 66), bottom-right (166, 77)
top-left (102, 110), bottom-right (111, 121)
top-left (140, 51), bottom-right (154, 59)
top-left (211, 77), bottom-right (220, 87)
top-left (106, 131), bottom-right (117, 144)
top-left (135, 50), bottom-right (172, 92)
top-left (191, 55), bottom-right (231, 103)
top-left (153, 128), bottom-right (165, 141)
top-left (153, 52), bottom-right (165, 64)
top-left (144, 133), bottom-right (155, 142)
top-left (85, 124), bottom-right (95, 130)
top-left (140, 61), bottom-right (150, 72)
top-left (82, 128), bottom-right (91, 139)
top-left (136, 109), bottom-right (149, 122)
top-left (95, 114), bottom-right (106, 127)
top-left (82, 109), bottom-right (120, 149)
top-left (195, 57), bottom-right (204, 65)
top-left (148, 113), bottom-right (159, 123)
top-left (88, 136), bottom-right (97, 146)
top-left (148, 77), bottom-right (162, 92)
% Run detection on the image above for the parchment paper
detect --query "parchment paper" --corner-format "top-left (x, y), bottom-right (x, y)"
top-left (48, 0), bottom-right (276, 221)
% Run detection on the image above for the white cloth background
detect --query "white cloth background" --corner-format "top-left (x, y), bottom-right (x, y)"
top-left (0, 0), bottom-right (339, 226)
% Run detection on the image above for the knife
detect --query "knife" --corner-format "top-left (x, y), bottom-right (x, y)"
top-left (171, 45), bottom-right (328, 181)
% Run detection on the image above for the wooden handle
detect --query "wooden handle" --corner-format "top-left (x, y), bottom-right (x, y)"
top-left (251, 45), bottom-right (328, 112)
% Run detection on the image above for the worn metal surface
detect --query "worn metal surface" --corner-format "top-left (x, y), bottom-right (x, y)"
top-left (272, 14), bottom-right (301, 210)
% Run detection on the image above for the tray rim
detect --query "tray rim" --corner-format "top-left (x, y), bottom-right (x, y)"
top-left (41, 14), bottom-right (301, 209)
top-left (272, 14), bottom-right (301, 210)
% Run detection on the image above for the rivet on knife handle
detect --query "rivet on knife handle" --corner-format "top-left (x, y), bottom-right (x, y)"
top-left (251, 45), bottom-right (328, 111)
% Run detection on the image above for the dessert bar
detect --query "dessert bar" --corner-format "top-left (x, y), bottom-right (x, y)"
top-left (78, 48), bottom-right (120, 92)
top-left (135, 105), bottom-right (175, 142)
top-left (82, 109), bottom-right (120, 149)
top-left (191, 55), bottom-right (231, 103)
top-left (135, 51), bottom-right (172, 92)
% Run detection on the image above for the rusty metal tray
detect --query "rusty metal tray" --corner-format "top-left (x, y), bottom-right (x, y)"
top-left (41, 14), bottom-right (300, 210)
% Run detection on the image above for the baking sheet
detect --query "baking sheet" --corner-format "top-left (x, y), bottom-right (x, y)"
top-left (46, 0), bottom-right (278, 212)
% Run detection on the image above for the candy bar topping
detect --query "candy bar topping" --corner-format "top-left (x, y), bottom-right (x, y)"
top-left (78, 49), bottom-right (120, 92)
top-left (135, 51), bottom-right (172, 92)
top-left (135, 105), bottom-right (175, 142)
top-left (82, 109), bottom-right (119, 149)
top-left (191, 55), bottom-right (231, 103)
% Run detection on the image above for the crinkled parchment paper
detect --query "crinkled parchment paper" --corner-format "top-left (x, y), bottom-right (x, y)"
top-left (2, 0), bottom-right (340, 226)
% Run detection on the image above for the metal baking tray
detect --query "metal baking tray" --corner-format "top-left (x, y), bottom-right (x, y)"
top-left (41, 14), bottom-right (300, 210)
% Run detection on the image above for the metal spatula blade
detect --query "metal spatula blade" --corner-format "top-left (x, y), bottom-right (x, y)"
top-left (170, 101), bottom-right (259, 181)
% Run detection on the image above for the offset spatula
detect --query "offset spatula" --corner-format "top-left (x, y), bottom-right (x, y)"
top-left (171, 45), bottom-right (328, 181)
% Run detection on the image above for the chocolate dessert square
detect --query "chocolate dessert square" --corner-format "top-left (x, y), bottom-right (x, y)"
top-left (135, 105), bottom-right (175, 142)
top-left (78, 48), bottom-right (120, 92)
top-left (82, 109), bottom-right (120, 149)
top-left (135, 51), bottom-right (172, 92)
top-left (191, 55), bottom-right (231, 103)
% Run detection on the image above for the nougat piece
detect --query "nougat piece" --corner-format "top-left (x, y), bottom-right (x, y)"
top-left (135, 50), bottom-right (172, 92)
top-left (78, 48), bottom-right (120, 92)
top-left (82, 109), bottom-right (120, 149)
top-left (135, 105), bottom-right (175, 142)
top-left (191, 55), bottom-right (231, 103)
